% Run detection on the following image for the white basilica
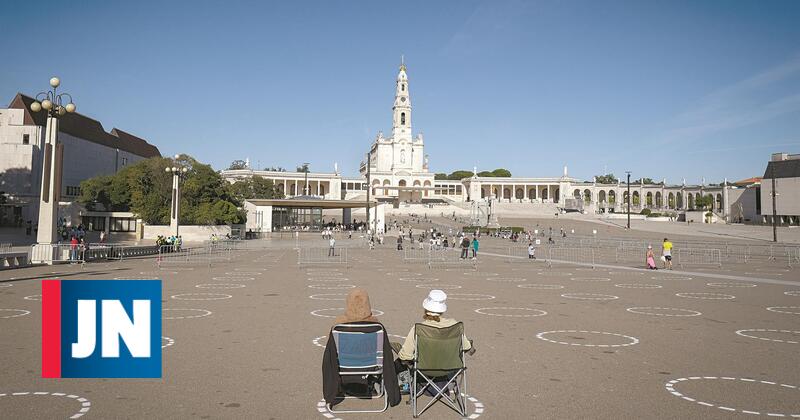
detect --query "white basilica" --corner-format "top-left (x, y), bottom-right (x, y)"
top-left (359, 60), bottom-right (434, 202)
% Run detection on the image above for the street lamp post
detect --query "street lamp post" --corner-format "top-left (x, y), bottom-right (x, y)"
top-left (166, 155), bottom-right (188, 237)
top-left (30, 77), bottom-right (77, 246)
top-left (625, 171), bottom-right (631, 229)
top-left (365, 153), bottom-right (371, 233)
top-left (303, 162), bottom-right (310, 195)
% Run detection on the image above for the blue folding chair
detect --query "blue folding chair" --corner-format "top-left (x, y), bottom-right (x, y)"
top-left (329, 323), bottom-right (388, 413)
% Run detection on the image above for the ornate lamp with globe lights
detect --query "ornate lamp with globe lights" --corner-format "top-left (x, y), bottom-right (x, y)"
top-left (166, 155), bottom-right (189, 237)
top-left (29, 77), bottom-right (77, 252)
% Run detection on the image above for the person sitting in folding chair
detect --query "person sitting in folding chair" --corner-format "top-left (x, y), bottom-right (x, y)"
top-left (322, 288), bottom-right (401, 412)
top-left (392, 290), bottom-right (474, 418)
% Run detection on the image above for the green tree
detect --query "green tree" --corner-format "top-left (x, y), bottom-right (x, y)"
top-left (595, 174), bottom-right (618, 184)
top-left (490, 168), bottom-right (512, 177)
top-left (434, 173), bottom-right (448, 180)
top-left (447, 170), bottom-right (474, 180)
top-left (228, 160), bottom-right (248, 170)
top-left (695, 195), bottom-right (714, 210)
top-left (79, 175), bottom-right (114, 211)
top-left (296, 163), bottom-right (310, 173)
top-left (635, 177), bottom-right (655, 184)
top-left (227, 176), bottom-right (283, 201)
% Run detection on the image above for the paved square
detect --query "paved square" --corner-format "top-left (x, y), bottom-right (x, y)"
top-left (1, 219), bottom-right (799, 419)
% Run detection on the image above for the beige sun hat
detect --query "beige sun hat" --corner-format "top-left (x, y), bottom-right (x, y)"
top-left (423, 289), bottom-right (447, 313)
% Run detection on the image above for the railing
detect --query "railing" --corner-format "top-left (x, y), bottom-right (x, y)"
top-left (157, 245), bottom-right (212, 268)
top-left (428, 248), bottom-right (476, 270)
top-left (29, 243), bottom-right (86, 266)
top-left (505, 246), bottom-right (541, 263)
top-left (547, 247), bottom-right (595, 268)
top-left (614, 247), bottom-right (644, 263)
top-left (298, 247), bottom-right (348, 265)
top-left (677, 248), bottom-right (722, 268)
top-left (0, 243), bottom-right (12, 254)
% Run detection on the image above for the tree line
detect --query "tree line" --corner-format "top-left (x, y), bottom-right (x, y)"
top-left (79, 155), bottom-right (283, 225)
top-left (434, 168), bottom-right (512, 180)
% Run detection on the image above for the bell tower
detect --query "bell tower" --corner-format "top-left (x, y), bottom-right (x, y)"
top-left (392, 56), bottom-right (412, 141)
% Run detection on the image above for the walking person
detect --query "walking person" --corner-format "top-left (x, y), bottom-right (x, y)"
top-left (397, 235), bottom-right (403, 251)
top-left (661, 238), bottom-right (673, 270)
top-left (471, 237), bottom-right (479, 259)
top-left (460, 237), bottom-right (470, 259)
top-left (528, 242), bottom-right (536, 260)
top-left (69, 236), bottom-right (79, 262)
top-left (328, 236), bottom-right (336, 257)
top-left (646, 245), bottom-right (657, 270)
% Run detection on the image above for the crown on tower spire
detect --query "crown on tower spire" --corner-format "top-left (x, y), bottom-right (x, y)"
top-left (399, 54), bottom-right (406, 72)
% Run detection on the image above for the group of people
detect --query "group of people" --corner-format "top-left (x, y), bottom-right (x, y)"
top-left (645, 238), bottom-right (674, 270)
top-left (156, 235), bottom-right (183, 250)
top-left (322, 288), bottom-right (473, 408)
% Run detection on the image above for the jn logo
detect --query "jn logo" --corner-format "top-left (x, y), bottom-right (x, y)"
top-left (42, 279), bottom-right (161, 378)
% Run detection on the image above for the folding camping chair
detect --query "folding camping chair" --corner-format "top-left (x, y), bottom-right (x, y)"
top-left (410, 322), bottom-right (468, 418)
top-left (328, 323), bottom-right (389, 413)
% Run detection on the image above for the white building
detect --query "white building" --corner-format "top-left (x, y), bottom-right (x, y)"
top-left (761, 152), bottom-right (800, 225)
top-left (0, 93), bottom-right (161, 225)
top-left (221, 60), bottom-right (746, 223)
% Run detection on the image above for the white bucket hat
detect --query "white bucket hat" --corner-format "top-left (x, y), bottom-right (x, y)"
top-left (423, 289), bottom-right (447, 313)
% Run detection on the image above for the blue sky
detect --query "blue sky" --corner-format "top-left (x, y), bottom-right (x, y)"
top-left (2, 0), bottom-right (799, 183)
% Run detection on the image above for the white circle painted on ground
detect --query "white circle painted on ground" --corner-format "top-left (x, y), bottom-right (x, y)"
top-left (114, 276), bottom-right (159, 280)
top-left (308, 272), bottom-right (344, 277)
top-left (235, 268), bottom-right (263, 272)
top-left (463, 272), bottom-right (497, 277)
top-left (652, 275), bottom-right (693, 281)
top-left (23, 294), bottom-right (42, 301)
top-left (315, 395), bottom-right (485, 419)
top-left (0, 309), bottom-right (31, 319)
top-left (225, 272), bottom-right (262, 276)
top-left (474, 307), bottom-right (547, 317)
top-left (308, 284), bottom-right (356, 290)
top-left (415, 284), bottom-right (462, 290)
top-left (388, 272), bottom-right (422, 277)
top-left (561, 293), bottom-right (619, 300)
top-left (312, 333), bottom-right (406, 348)
top-left (0, 391), bottom-right (92, 418)
top-left (162, 336), bottom-right (175, 348)
top-left (784, 291), bottom-right (800, 297)
top-left (140, 271), bottom-right (173, 276)
top-left (307, 277), bottom-right (350, 282)
top-left (518, 284), bottom-right (564, 289)
top-left (676, 292), bottom-right (735, 300)
top-left (309, 294), bottom-right (348, 301)
top-left (171, 293), bottom-right (232, 301)
top-left (626, 307), bottom-right (702, 317)
top-left (767, 306), bottom-right (800, 315)
top-left (735, 329), bottom-right (800, 344)
top-left (0, 284), bottom-right (13, 288)
top-left (538, 272), bottom-right (572, 277)
top-left (486, 277), bottom-right (528, 282)
top-left (311, 308), bottom-right (384, 318)
top-left (615, 283), bottom-right (662, 289)
top-left (163, 308), bottom-right (213, 319)
top-left (706, 282), bottom-right (756, 288)
top-left (448, 293), bottom-right (495, 301)
top-left (195, 283), bottom-right (246, 289)
top-left (536, 330), bottom-right (639, 347)
top-left (398, 277), bottom-right (438, 282)
top-left (665, 376), bottom-right (800, 416)
top-left (213, 276), bottom-right (254, 281)
top-left (570, 277), bottom-right (611, 282)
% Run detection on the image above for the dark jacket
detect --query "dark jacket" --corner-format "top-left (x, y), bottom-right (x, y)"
top-left (322, 322), bottom-right (401, 407)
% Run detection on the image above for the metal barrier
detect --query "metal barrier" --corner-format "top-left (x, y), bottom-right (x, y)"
top-left (428, 248), bottom-right (476, 270)
top-left (787, 247), bottom-right (800, 268)
top-left (298, 247), bottom-right (348, 265)
top-left (157, 245), bottom-right (211, 268)
top-left (677, 248), bottom-right (722, 268)
top-left (505, 246), bottom-right (540, 263)
top-left (109, 245), bottom-right (160, 260)
top-left (723, 245), bottom-right (750, 264)
top-left (614, 246), bottom-right (644, 263)
top-left (404, 248), bottom-right (433, 263)
top-left (547, 247), bottom-right (595, 268)
top-left (0, 243), bottom-right (12, 254)
top-left (29, 243), bottom-right (86, 267)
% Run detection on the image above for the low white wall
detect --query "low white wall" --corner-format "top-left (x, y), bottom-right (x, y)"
top-left (142, 225), bottom-right (232, 242)
top-left (605, 213), bottom-right (647, 220)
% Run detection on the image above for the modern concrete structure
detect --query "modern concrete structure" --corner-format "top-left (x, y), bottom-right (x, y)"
top-left (761, 152), bottom-right (800, 225)
top-left (242, 198), bottom-right (385, 233)
top-left (0, 93), bottom-right (160, 226)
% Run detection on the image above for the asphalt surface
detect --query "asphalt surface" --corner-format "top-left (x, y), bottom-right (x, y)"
top-left (1, 225), bottom-right (799, 419)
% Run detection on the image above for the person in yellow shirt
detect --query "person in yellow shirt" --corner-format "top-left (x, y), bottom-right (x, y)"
top-left (662, 238), bottom-right (674, 270)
